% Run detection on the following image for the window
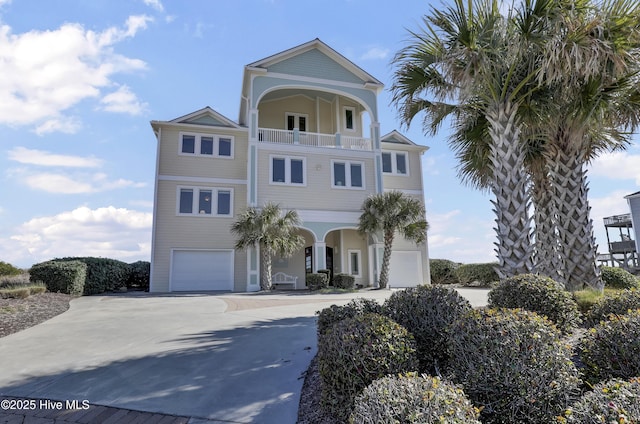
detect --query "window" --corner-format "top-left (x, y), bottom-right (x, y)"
top-left (180, 133), bottom-right (234, 158)
top-left (270, 155), bottom-right (306, 185)
top-left (348, 250), bottom-right (361, 277)
top-left (344, 107), bottom-right (356, 131)
top-left (382, 151), bottom-right (408, 175)
top-left (332, 160), bottom-right (364, 189)
top-left (286, 113), bottom-right (307, 132)
top-left (177, 187), bottom-right (233, 217)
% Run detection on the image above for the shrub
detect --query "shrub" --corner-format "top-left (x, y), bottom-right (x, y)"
top-left (579, 310), bottom-right (640, 385)
top-left (600, 266), bottom-right (639, 290)
top-left (317, 269), bottom-right (331, 284)
top-left (383, 285), bottom-right (472, 373)
top-left (488, 274), bottom-right (582, 333)
top-left (0, 287), bottom-right (30, 299)
top-left (557, 378), bottom-right (640, 424)
top-left (318, 313), bottom-right (419, 421)
top-left (454, 262), bottom-right (499, 286)
top-left (30, 260), bottom-right (86, 295)
top-left (429, 259), bottom-right (461, 285)
top-left (29, 284), bottom-right (47, 295)
top-left (316, 297), bottom-right (383, 336)
top-left (448, 308), bottom-right (580, 424)
top-left (306, 273), bottom-right (328, 291)
top-left (586, 289), bottom-right (640, 326)
top-left (56, 257), bottom-right (130, 294)
top-left (333, 273), bottom-right (355, 289)
top-left (349, 373), bottom-right (481, 424)
top-left (0, 261), bottom-right (22, 276)
top-left (127, 261), bottom-right (150, 290)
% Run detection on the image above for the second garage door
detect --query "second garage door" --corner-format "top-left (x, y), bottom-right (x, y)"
top-left (388, 251), bottom-right (422, 288)
top-left (171, 250), bottom-right (234, 291)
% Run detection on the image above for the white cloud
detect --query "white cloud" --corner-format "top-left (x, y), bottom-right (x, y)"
top-left (8, 147), bottom-right (103, 168)
top-left (0, 16), bottom-right (150, 132)
top-left (1, 206), bottom-right (152, 267)
top-left (21, 171), bottom-right (146, 194)
top-left (143, 0), bottom-right (164, 12)
top-left (360, 47), bottom-right (389, 61)
top-left (589, 150), bottom-right (640, 185)
top-left (34, 116), bottom-right (82, 135)
top-left (100, 85), bottom-right (148, 115)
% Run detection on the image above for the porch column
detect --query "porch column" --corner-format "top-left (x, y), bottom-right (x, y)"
top-left (247, 244), bottom-right (260, 292)
top-left (371, 121), bottom-right (383, 194)
top-left (313, 241), bottom-right (326, 272)
top-left (369, 242), bottom-right (384, 288)
top-left (247, 108), bottom-right (259, 206)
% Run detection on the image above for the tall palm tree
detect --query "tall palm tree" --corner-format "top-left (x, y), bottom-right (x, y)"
top-left (357, 191), bottom-right (428, 289)
top-left (231, 202), bottom-right (304, 291)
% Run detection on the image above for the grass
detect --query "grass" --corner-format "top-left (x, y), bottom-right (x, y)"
top-left (0, 273), bottom-right (47, 299)
top-left (572, 288), bottom-right (621, 315)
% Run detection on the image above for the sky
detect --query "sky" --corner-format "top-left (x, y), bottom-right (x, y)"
top-left (0, 0), bottom-right (638, 269)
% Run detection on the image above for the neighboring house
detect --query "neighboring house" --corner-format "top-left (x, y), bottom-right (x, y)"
top-left (149, 39), bottom-right (431, 292)
top-left (600, 191), bottom-right (640, 273)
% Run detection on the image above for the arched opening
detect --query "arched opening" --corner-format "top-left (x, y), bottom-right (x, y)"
top-left (323, 227), bottom-right (371, 287)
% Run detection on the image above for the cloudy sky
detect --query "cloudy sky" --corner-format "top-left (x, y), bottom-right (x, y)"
top-left (0, 0), bottom-right (638, 268)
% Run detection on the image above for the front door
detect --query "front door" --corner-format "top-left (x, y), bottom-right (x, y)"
top-left (325, 246), bottom-right (334, 284)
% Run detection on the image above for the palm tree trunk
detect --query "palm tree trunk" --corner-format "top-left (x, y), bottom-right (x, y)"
top-left (486, 101), bottom-right (534, 279)
top-left (531, 167), bottom-right (563, 282)
top-left (378, 230), bottom-right (395, 289)
top-left (261, 246), bottom-right (273, 291)
top-left (548, 142), bottom-right (602, 291)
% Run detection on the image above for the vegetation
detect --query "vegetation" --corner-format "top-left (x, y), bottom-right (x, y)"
top-left (579, 310), bottom-right (640, 385)
top-left (357, 191), bottom-right (427, 289)
top-left (383, 285), bottom-right (471, 373)
top-left (332, 273), bottom-right (355, 290)
top-left (316, 298), bottom-right (383, 336)
top-left (30, 260), bottom-right (87, 296)
top-left (0, 283), bottom-right (46, 299)
top-left (55, 257), bottom-right (130, 294)
top-left (429, 258), bottom-right (460, 285)
top-left (306, 273), bottom-right (329, 291)
top-left (318, 313), bottom-right (419, 421)
top-left (231, 202), bottom-right (304, 291)
top-left (447, 308), bottom-right (580, 424)
top-left (600, 266), bottom-right (640, 290)
top-left (349, 373), bottom-right (481, 424)
top-left (0, 261), bottom-right (22, 276)
top-left (127, 261), bottom-right (150, 291)
top-left (488, 274), bottom-right (582, 333)
top-left (586, 288), bottom-right (640, 327)
top-left (454, 262), bottom-right (499, 287)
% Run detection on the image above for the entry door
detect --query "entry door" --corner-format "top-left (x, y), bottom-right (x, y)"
top-left (325, 247), bottom-right (334, 284)
top-left (286, 114), bottom-right (306, 131)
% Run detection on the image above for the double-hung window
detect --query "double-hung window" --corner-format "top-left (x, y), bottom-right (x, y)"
top-left (178, 187), bottom-right (233, 217)
top-left (270, 155), bottom-right (306, 185)
top-left (381, 151), bottom-right (408, 175)
top-left (332, 160), bottom-right (364, 189)
top-left (180, 133), bottom-right (234, 158)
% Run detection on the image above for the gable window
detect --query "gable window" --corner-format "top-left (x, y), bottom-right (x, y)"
top-left (177, 187), bottom-right (233, 217)
top-left (332, 160), bottom-right (364, 189)
top-left (348, 249), bottom-right (361, 277)
top-left (270, 155), bottom-right (306, 186)
top-left (382, 151), bottom-right (408, 175)
top-left (180, 133), bottom-right (234, 158)
top-left (344, 107), bottom-right (356, 132)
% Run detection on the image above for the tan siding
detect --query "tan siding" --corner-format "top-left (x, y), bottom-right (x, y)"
top-left (338, 229), bottom-right (369, 285)
top-left (258, 96), bottom-right (317, 131)
top-left (381, 149), bottom-right (423, 191)
top-left (318, 100), bottom-right (334, 134)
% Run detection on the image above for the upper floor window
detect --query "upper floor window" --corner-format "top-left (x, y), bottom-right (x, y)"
top-left (177, 187), bottom-right (233, 217)
top-left (332, 160), bottom-right (364, 189)
top-left (344, 107), bottom-right (356, 132)
top-left (382, 151), bottom-right (408, 175)
top-left (180, 132), bottom-right (234, 158)
top-left (270, 155), bottom-right (306, 186)
top-left (286, 113), bottom-right (307, 132)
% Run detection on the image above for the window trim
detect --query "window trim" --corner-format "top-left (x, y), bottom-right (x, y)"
top-left (343, 106), bottom-right (356, 132)
top-left (269, 154), bottom-right (307, 186)
top-left (285, 112), bottom-right (309, 132)
top-left (381, 151), bottom-right (409, 176)
top-left (179, 132), bottom-right (235, 159)
top-left (176, 186), bottom-right (234, 217)
top-left (347, 249), bottom-right (362, 277)
top-left (331, 159), bottom-right (365, 189)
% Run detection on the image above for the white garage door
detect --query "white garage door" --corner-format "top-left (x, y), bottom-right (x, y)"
top-left (171, 250), bottom-right (234, 291)
top-left (389, 251), bottom-right (422, 288)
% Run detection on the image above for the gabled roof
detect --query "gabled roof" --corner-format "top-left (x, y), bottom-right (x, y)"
top-left (152, 107), bottom-right (243, 130)
top-left (626, 190), bottom-right (640, 199)
top-left (246, 38), bottom-right (383, 87)
top-left (381, 130), bottom-right (429, 152)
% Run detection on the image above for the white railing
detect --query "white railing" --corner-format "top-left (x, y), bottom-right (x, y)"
top-left (258, 128), bottom-right (372, 151)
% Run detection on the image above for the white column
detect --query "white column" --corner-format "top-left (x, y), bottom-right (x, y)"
top-left (313, 241), bottom-right (326, 272)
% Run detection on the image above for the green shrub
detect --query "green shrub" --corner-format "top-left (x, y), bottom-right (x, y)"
top-left (488, 274), bottom-right (582, 333)
top-left (454, 262), bottom-right (499, 286)
top-left (333, 273), bottom-right (355, 289)
top-left (0, 261), bottom-right (22, 276)
top-left (349, 373), bottom-right (481, 424)
top-left (579, 310), bottom-right (640, 385)
top-left (557, 378), bottom-right (640, 424)
top-left (383, 285), bottom-right (472, 373)
top-left (600, 266), bottom-right (640, 290)
top-left (317, 269), bottom-right (331, 284)
top-left (586, 289), bottom-right (640, 326)
top-left (56, 257), bottom-right (130, 294)
top-left (127, 261), bottom-right (150, 290)
top-left (306, 273), bottom-right (329, 291)
top-left (30, 260), bottom-right (86, 295)
top-left (448, 308), bottom-right (580, 424)
top-left (316, 298), bottom-right (383, 336)
top-left (318, 313), bottom-right (419, 421)
top-left (429, 259), bottom-right (461, 285)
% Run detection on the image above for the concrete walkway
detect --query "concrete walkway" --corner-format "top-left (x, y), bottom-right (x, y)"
top-left (0, 288), bottom-right (488, 423)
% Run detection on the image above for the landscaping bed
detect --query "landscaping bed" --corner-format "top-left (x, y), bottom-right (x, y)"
top-left (0, 292), bottom-right (73, 338)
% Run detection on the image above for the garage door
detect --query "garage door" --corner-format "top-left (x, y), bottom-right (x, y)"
top-left (389, 251), bottom-right (422, 288)
top-left (171, 250), bottom-right (234, 291)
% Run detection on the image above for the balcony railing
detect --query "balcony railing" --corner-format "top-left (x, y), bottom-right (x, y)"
top-left (258, 128), bottom-right (372, 151)
top-left (604, 213), bottom-right (632, 227)
top-left (609, 240), bottom-right (637, 253)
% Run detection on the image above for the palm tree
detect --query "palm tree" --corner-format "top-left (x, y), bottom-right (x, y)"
top-left (357, 191), bottom-right (428, 289)
top-left (231, 202), bottom-right (304, 291)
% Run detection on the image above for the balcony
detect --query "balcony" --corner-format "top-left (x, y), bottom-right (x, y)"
top-left (609, 240), bottom-right (637, 253)
top-left (258, 128), bottom-right (372, 151)
top-left (604, 214), bottom-right (633, 227)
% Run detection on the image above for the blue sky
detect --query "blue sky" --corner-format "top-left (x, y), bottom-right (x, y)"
top-left (0, 0), bottom-right (638, 269)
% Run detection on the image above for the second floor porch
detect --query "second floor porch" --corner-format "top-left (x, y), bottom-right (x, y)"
top-left (258, 127), bottom-right (372, 150)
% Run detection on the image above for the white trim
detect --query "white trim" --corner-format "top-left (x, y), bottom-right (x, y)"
top-left (179, 131), bottom-right (235, 159)
top-left (150, 127), bottom-right (162, 291)
top-left (343, 106), bottom-right (357, 133)
top-left (256, 140), bottom-right (374, 158)
top-left (382, 151), bottom-right (409, 176)
top-left (151, 121), bottom-right (247, 133)
top-left (260, 71), bottom-right (377, 91)
top-left (348, 249), bottom-right (362, 277)
top-left (176, 186), bottom-right (234, 217)
top-left (297, 209), bottom-right (361, 223)
top-left (269, 154), bottom-right (307, 186)
top-left (383, 188), bottom-right (424, 196)
top-left (285, 112), bottom-right (309, 131)
top-left (159, 175), bottom-right (247, 185)
top-left (331, 159), bottom-right (365, 189)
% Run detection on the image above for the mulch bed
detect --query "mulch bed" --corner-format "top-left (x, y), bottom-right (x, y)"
top-left (0, 292), bottom-right (73, 338)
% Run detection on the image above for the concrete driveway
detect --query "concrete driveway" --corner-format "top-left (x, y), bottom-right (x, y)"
top-left (0, 288), bottom-right (488, 423)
